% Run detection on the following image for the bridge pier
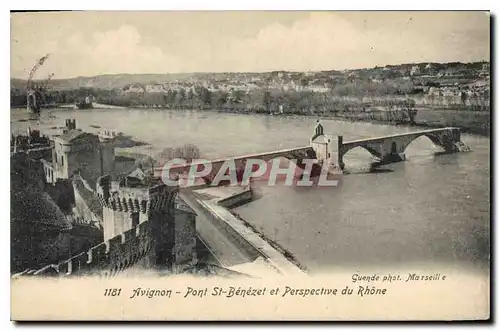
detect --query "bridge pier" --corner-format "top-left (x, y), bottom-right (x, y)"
top-left (381, 141), bottom-right (406, 164)
top-left (337, 136), bottom-right (345, 171)
top-left (438, 128), bottom-right (465, 153)
top-left (27, 89), bottom-right (42, 114)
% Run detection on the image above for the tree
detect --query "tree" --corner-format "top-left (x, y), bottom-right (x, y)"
top-left (168, 90), bottom-right (178, 105)
top-left (176, 89), bottom-right (186, 107)
top-left (59, 91), bottom-right (68, 104)
top-left (157, 147), bottom-right (174, 164)
top-left (172, 147), bottom-right (184, 159)
top-left (217, 91), bottom-right (228, 108)
top-left (460, 91), bottom-right (468, 108)
top-left (263, 90), bottom-right (272, 112)
top-left (229, 89), bottom-right (245, 104)
top-left (200, 87), bottom-right (212, 108)
top-left (402, 99), bottom-right (418, 124)
top-left (157, 144), bottom-right (201, 164)
top-left (187, 89), bottom-right (195, 108)
top-left (182, 144), bottom-right (201, 162)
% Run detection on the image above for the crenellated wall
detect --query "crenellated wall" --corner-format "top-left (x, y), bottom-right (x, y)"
top-left (13, 173), bottom-right (198, 278)
top-left (12, 121), bottom-right (198, 279)
top-left (28, 202), bottom-right (197, 278)
top-left (33, 220), bottom-right (156, 277)
top-left (96, 175), bottom-right (179, 241)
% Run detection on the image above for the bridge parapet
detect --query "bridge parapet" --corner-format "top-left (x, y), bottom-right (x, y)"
top-left (153, 146), bottom-right (317, 186)
top-left (148, 121), bottom-right (335, 186)
top-left (337, 127), bottom-right (469, 170)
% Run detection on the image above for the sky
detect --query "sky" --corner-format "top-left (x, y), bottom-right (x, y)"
top-left (10, 11), bottom-right (490, 79)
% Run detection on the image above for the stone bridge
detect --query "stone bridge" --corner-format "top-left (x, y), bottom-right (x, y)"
top-left (153, 121), bottom-right (333, 186)
top-left (153, 145), bottom-right (319, 185)
top-left (337, 127), bottom-right (469, 170)
top-left (151, 124), bottom-right (468, 184)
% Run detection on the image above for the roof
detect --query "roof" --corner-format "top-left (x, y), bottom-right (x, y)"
top-left (127, 168), bottom-right (147, 181)
top-left (10, 153), bottom-right (73, 232)
top-left (115, 155), bottom-right (136, 162)
top-left (73, 178), bottom-right (103, 219)
top-left (311, 134), bottom-right (331, 144)
top-left (55, 130), bottom-right (87, 143)
top-left (11, 191), bottom-right (73, 232)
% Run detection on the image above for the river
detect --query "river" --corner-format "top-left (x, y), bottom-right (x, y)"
top-left (11, 108), bottom-right (490, 276)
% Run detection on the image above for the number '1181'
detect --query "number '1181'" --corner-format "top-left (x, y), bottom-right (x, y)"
top-left (104, 288), bottom-right (122, 296)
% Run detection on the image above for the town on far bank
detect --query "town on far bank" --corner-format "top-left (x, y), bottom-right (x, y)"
top-left (11, 61), bottom-right (490, 135)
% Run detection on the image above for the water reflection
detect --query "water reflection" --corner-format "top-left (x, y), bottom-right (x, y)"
top-left (10, 108), bottom-right (490, 274)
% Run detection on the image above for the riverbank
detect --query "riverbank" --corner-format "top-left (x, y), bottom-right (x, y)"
top-left (108, 105), bottom-right (491, 137)
top-left (321, 111), bottom-right (491, 137)
top-left (198, 107), bottom-right (490, 137)
top-left (330, 108), bottom-right (490, 136)
top-left (190, 186), bottom-right (306, 277)
top-left (11, 103), bottom-right (490, 137)
top-left (55, 103), bottom-right (126, 109)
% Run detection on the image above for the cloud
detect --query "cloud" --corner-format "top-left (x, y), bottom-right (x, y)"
top-left (12, 24), bottom-right (187, 78)
top-left (80, 25), bottom-right (185, 75)
top-left (219, 12), bottom-right (490, 72)
top-left (11, 12), bottom-right (490, 78)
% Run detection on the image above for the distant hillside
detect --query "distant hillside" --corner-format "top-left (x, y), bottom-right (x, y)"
top-left (11, 72), bottom-right (258, 91)
top-left (11, 61), bottom-right (489, 92)
top-left (11, 73), bottom-right (205, 91)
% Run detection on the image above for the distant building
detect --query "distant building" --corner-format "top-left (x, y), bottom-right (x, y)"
top-left (424, 63), bottom-right (438, 75)
top-left (306, 85), bottom-right (330, 93)
top-left (145, 84), bottom-right (165, 93)
top-left (42, 119), bottom-right (115, 187)
top-left (14, 118), bottom-right (199, 278)
top-left (480, 63), bottom-right (490, 77)
top-left (124, 84), bottom-right (146, 93)
top-left (410, 65), bottom-right (421, 76)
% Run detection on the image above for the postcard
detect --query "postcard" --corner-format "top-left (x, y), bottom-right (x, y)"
top-left (10, 10), bottom-right (490, 321)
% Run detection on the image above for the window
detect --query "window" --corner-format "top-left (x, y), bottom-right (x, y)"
top-left (131, 213), bottom-right (139, 228)
top-left (61, 155), bottom-right (64, 166)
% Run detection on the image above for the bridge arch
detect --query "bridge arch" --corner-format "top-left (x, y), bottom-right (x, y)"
top-left (340, 144), bottom-right (384, 160)
top-left (283, 148), bottom-right (318, 169)
top-left (340, 133), bottom-right (456, 160)
top-left (337, 128), bottom-right (463, 170)
top-left (390, 131), bottom-right (459, 155)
